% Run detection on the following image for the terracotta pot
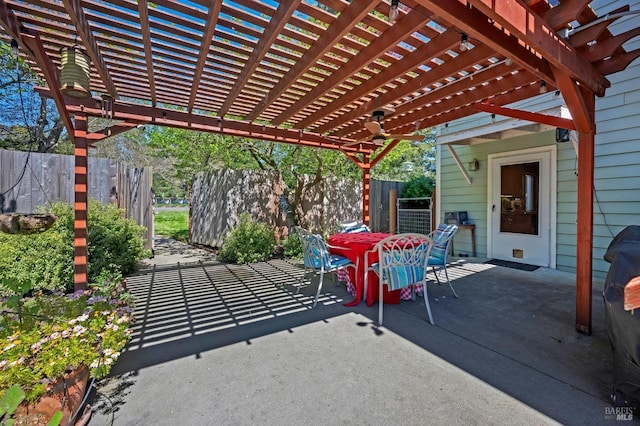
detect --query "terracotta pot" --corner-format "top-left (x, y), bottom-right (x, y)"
top-left (14, 365), bottom-right (91, 425)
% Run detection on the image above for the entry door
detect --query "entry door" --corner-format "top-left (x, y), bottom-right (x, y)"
top-left (488, 148), bottom-right (556, 267)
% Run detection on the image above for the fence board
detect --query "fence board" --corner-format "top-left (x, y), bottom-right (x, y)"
top-left (191, 170), bottom-right (403, 244)
top-left (0, 149), bottom-right (152, 249)
top-left (370, 179), bottom-right (404, 232)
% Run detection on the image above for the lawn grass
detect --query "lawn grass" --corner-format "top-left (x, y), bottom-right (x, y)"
top-left (154, 210), bottom-right (189, 241)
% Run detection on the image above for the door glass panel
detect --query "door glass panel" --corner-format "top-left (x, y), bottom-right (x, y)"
top-left (500, 162), bottom-right (539, 235)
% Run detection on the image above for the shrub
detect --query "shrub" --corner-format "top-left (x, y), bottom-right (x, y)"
top-left (0, 200), bottom-right (149, 295)
top-left (281, 233), bottom-right (303, 259)
top-left (219, 213), bottom-right (276, 264)
top-left (400, 175), bottom-right (434, 198)
top-left (0, 274), bottom-right (134, 403)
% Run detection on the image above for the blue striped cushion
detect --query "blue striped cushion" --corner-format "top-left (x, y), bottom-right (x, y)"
top-left (431, 224), bottom-right (457, 261)
top-left (343, 224), bottom-right (370, 233)
top-left (330, 254), bottom-right (353, 268)
top-left (383, 265), bottom-right (425, 290)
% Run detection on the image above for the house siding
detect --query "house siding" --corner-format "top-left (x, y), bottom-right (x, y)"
top-left (436, 1), bottom-right (640, 283)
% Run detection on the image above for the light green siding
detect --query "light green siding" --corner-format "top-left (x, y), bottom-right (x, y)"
top-left (438, 130), bottom-right (573, 261)
top-left (437, 47), bottom-right (639, 283)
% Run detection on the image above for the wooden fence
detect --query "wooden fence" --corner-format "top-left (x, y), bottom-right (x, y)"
top-left (370, 179), bottom-right (404, 232)
top-left (0, 150), bottom-right (153, 249)
top-left (190, 169), bottom-right (404, 245)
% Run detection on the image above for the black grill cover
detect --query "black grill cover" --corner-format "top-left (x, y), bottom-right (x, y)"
top-left (603, 225), bottom-right (640, 401)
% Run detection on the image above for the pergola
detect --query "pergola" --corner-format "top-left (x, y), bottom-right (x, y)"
top-left (1, 0), bottom-right (638, 333)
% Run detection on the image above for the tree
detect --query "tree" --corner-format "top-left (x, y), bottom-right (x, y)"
top-left (0, 41), bottom-right (69, 153)
top-left (144, 127), bottom-right (361, 227)
top-left (371, 129), bottom-right (437, 181)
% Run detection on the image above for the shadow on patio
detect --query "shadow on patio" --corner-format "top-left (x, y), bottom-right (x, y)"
top-left (88, 258), bottom-right (617, 425)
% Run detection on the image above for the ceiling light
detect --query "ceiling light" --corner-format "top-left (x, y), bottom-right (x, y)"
top-left (460, 33), bottom-right (469, 52)
top-left (504, 57), bottom-right (512, 66)
top-left (539, 80), bottom-right (547, 94)
top-left (372, 134), bottom-right (386, 144)
top-left (10, 39), bottom-right (19, 55)
top-left (389, 0), bottom-right (399, 23)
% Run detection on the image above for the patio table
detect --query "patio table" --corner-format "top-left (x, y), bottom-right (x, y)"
top-left (328, 232), bottom-right (402, 306)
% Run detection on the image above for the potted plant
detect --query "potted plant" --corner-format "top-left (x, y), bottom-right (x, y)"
top-left (0, 274), bottom-right (134, 425)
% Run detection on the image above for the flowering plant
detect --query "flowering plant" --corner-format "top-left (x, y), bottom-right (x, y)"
top-left (0, 274), bottom-right (134, 403)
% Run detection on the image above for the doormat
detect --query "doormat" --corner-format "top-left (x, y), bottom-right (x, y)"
top-left (484, 259), bottom-right (540, 271)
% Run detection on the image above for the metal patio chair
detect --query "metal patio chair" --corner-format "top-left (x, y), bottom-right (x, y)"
top-left (427, 224), bottom-right (460, 298)
top-left (365, 233), bottom-right (435, 325)
top-left (294, 227), bottom-right (357, 308)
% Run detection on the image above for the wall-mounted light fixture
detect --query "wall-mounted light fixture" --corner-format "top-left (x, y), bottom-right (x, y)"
top-left (468, 158), bottom-right (479, 171)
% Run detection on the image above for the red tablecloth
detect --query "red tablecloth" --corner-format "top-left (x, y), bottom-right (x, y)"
top-left (328, 232), bottom-right (402, 307)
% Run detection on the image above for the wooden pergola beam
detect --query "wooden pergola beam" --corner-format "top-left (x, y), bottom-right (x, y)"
top-left (541, 0), bottom-right (591, 30)
top-left (21, 33), bottom-right (75, 143)
top-left (372, 72), bottom-right (539, 137)
top-left (465, 0), bottom-right (609, 96)
top-left (187, 1), bottom-right (221, 113)
top-left (245, 0), bottom-right (379, 122)
top-left (322, 44), bottom-right (497, 136)
top-left (335, 50), bottom-right (513, 138)
top-left (61, 0), bottom-right (118, 98)
top-left (597, 49), bottom-right (640, 76)
top-left (272, 9), bottom-right (431, 126)
top-left (413, 0), bottom-right (556, 88)
top-left (567, 5), bottom-right (629, 47)
top-left (218, 0), bottom-right (301, 118)
top-left (137, 0), bottom-right (157, 108)
top-left (474, 102), bottom-right (576, 130)
top-left (299, 29), bottom-right (460, 130)
top-left (580, 27), bottom-right (640, 62)
top-left (35, 88), bottom-right (371, 153)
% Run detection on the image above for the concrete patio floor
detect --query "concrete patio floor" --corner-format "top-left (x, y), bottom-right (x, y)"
top-left (86, 242), bottom-right (625, 425)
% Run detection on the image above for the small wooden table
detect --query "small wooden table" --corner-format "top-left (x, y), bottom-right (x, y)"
top-left (450, 224), bottom-right (476, 257)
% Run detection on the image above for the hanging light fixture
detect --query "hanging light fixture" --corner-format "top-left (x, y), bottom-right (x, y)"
top-left (100, 94), bottom-right (114, 120)
top-left (60, 46), bottom-right (91, 98)
top-left (539, 80), bottom-right (547, 94)
top-left (389, 0), bottom-right (400, 23)
top-left (10, 39), bottom-right (19, 55)
top-left (460, 33), bottom-right (470, 51)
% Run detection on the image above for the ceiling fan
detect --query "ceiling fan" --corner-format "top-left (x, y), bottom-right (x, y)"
top-left (345, 109), bottom-right (423, 147)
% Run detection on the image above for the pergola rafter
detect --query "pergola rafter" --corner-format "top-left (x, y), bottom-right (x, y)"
top-left (1, 0), bottom-right (639, 333)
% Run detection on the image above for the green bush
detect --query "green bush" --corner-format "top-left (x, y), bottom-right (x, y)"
top-left (219, 213), bottom-right (276, 264)
top-left (400, 175), bottom-right (434, 198)
top-left (281, 232), bottom-right (303, 259)
top-left (0, 200), bottom-right (149, 295)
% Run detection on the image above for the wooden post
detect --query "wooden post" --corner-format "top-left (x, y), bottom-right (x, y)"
top-left (576, 128), bottom-right (595, 334)
top-left (431, 185), bottom-right (437, 233)
top-left (73, 114), bottom-right (89, 291)
top-left (389, 189), bottom-right (397, 234)
top-left (362, 153), bottom-right (371, 225)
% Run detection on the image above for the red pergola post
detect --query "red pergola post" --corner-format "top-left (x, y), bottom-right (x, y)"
top-left (576, 128), bottom-right (595, 334)
top-left (361, 153), bottom-right (371, 225)
top-left (73, 114), bottom-right (89, 291)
